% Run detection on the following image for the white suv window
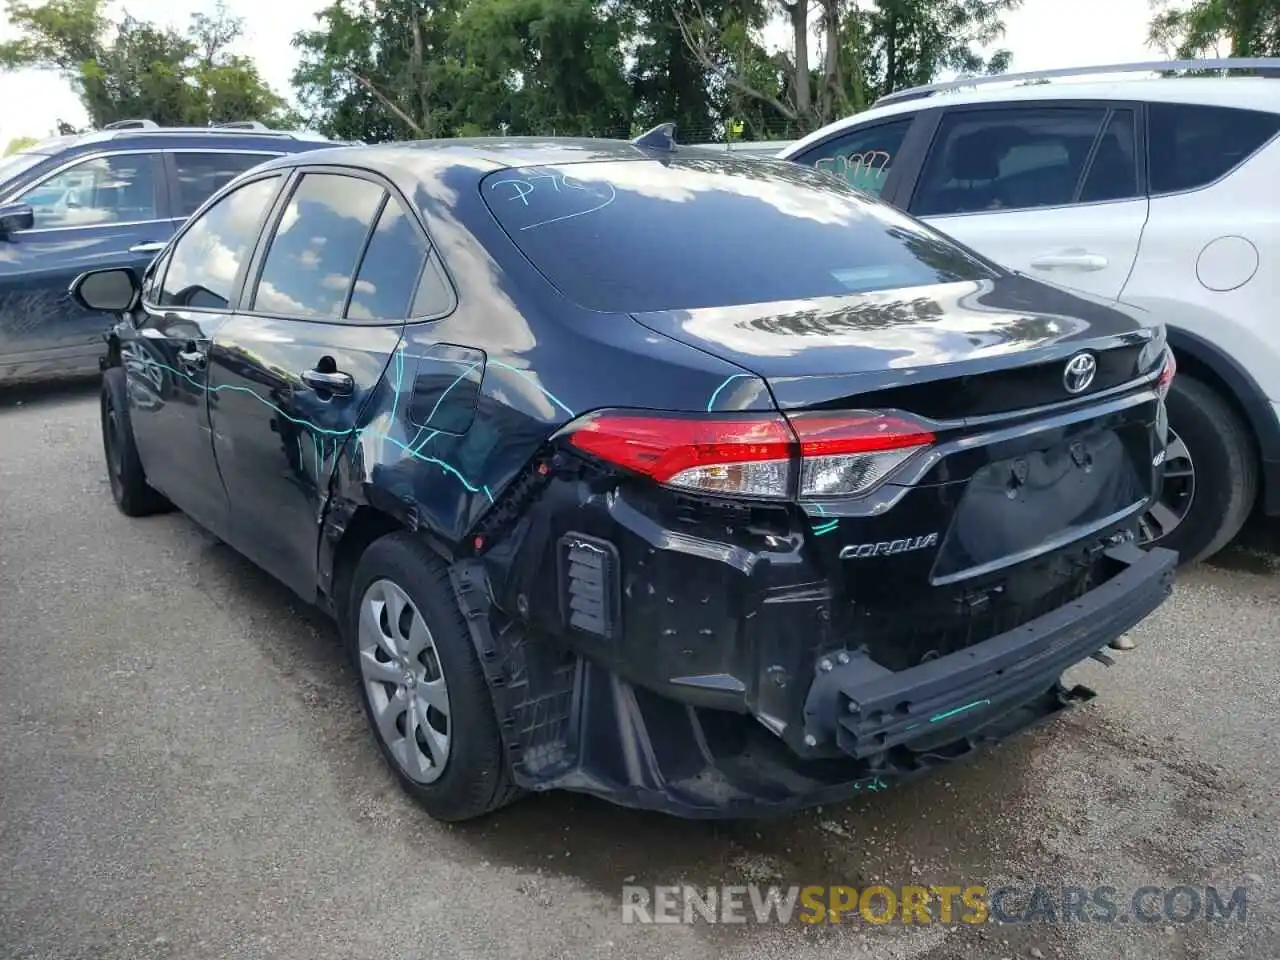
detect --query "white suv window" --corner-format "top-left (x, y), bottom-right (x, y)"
top-left (794, 118), bottom-right (913, 196)
top-left (911, 107), bottom-right (1139, 216)
top-left (1147, 102), bottom-right (1280, 195)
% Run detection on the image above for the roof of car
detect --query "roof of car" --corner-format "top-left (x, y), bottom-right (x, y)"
top-left (17, 124), bottom-right (346, 158)
top-left (249, 136), bottom-right (782, 180)
top-left (783, 72), bottom-right (1280, 158)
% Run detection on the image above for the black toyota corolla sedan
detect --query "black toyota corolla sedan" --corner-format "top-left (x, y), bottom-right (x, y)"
top-left (70, 129), bottom-right (1177, 821)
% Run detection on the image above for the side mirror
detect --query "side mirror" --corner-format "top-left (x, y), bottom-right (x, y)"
top-left (0, 202), bottom-right (34, 238)
top-left (69, 267), bottom-right (142, 313)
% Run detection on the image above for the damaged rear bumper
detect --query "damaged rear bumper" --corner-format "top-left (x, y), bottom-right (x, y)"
top-left (804, 542), bottom-right (1176, 761)
top-left (453, 542), bottom-right (1176, 819)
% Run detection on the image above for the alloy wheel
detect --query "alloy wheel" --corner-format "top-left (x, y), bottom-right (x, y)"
top-left (357, 578), bottom-right (452, 784)
top-left (1138, 428), bottom-right (1195, 545)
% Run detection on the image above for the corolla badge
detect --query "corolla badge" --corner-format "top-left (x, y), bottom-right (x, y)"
top-left (1063, 352), bottom-right (1097, 394)
top-left (839, 533), bottom-right (938, 560)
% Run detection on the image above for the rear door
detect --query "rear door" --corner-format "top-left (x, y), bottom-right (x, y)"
top-left (0, 150), bottom-right (171, 377)
top-left (900, 103), bottom-right (1149, 301)
top-left (207, 167), bottom-right (422, 599)
top-left (124, 171), bottom-right (288, 536)
top-left (162, 149), bottom-right (280, 227)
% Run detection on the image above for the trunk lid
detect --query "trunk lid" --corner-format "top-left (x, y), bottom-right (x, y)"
top-left (631, 275), bottom-right (1158, 414)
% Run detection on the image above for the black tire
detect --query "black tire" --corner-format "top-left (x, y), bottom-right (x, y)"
top-left (1143, 374), bottom-right (1257, 564)
top-left (345, 532), bottom-right (522, 822)
top-left (100, 367), bottom-right (171, 517)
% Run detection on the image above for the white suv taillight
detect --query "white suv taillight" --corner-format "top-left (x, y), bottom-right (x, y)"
top-left (563, 409), bottom-right (935, 501)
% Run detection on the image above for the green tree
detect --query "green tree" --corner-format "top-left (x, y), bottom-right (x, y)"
top-left (676, 0), bottom-right (1019, 133)
top-left (1149, 0), bottom-right (1280, 57)
top-left (0, 0), bottom-right (294, 128)
top-left (292, 0), bottom-right (1024, 143)
top-left (293, 0), bottom-right (633, 140)
top-left (4, 135), bottom-right (39, 154)
top-left (293, 0), bottom-right (467, 141)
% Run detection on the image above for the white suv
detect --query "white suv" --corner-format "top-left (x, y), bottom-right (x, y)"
top-left (779, 59), bottom-right (1280, 564)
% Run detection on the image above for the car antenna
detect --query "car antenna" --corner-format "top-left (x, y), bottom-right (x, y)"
top-left (632, 122), bottom-right (678, 152)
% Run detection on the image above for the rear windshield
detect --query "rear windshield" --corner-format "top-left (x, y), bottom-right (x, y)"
top-left (480, 157), bottom-right (998, 313)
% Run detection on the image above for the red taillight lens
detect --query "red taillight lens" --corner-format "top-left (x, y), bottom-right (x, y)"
top-left (788, 411), bottom-right (935, 499)
top-left (1156, 349), bottom-right (1176, 399)
top-left (564, 409), bottom-right (935, 500)
top-left (566, 412), bottom-right (795, 498)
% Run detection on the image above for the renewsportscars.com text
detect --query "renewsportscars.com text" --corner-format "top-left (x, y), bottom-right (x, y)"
top-left (620, 884), bottom-right (1249, 925)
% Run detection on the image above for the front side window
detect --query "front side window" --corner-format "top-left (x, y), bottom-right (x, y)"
top-left (910, 107), bottom-right (1137, 216)
top-left (172, 152), bottom-right (276, 218)
top-left (480, 157), bottom-right (997, 314)
top-left (796, 118), bottom-right (913, 196)
top-left (18, 153), bottom-right (160, 229)
top-left (251, 173), bottom-right (386, 319)
top-left (159, 175), bottom-right (282, 310)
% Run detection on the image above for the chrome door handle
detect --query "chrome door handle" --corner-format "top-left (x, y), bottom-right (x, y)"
top-left (302, 369), bottom-right (354, 395)
top-left (1029, 251), bottom-right (1108, 271)
top-left (177, 348), bottom-right (206, 369)
top-left (129, 241), bottom-right (166, 254)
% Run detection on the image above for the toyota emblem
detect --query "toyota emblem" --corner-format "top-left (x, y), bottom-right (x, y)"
top-left (1063, 352), bottom-right (1097, 394)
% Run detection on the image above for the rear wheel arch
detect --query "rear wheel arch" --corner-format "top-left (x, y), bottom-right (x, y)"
top-left (323, 504), bottom-right (457, 625)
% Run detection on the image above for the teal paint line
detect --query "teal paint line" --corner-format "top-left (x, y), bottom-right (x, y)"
top-left (705, 373), bottom-right (750, 412)
top-left (131, 357), bottom-right (493, 503)
top-left (412, 430), bottom-right (440, 454)
top-left (929, 699), bottom-right (991, 724)
top-left (423, 361), bottom-right (481, 426)
top-left (488, 360), bottom-right (575, 417)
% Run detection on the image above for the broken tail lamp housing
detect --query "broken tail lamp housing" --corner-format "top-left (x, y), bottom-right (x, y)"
top-left (562, 409), bottom-right (935, 501)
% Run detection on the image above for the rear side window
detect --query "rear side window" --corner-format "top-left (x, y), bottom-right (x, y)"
top-left (251, 173), bottom-right (385, 319)
top-left (1147, 102), bottom-right (1280, 194)
top-left (160, 174), bottom-right (281, 310)
top-left (172, 152), bottom-right (275, 218)
top-left (346, 198), bottom-right (428, 321)
top-left (910, 107), bottom-right (1139, 216)
top-left (481, 158), bottom-right (996, 314)
top-left (794, 118), bottom-right (913, 196)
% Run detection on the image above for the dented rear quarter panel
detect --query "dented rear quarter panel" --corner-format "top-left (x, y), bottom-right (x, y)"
top-left (317, 157), bottom-right (768, 594)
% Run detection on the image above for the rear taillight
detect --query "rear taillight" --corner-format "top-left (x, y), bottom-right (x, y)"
top-left (1156, 349), bottom-right (1176, 400)
top-left (563, 409), bottom-right (934, 500)
top-left (789, 411), bottom-right (935, 498)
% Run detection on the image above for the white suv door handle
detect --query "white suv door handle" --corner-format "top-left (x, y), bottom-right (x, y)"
top-left (129, 241), bottom-right (166, 254)
top-left (1029, 251), bottom-right (1108, 271)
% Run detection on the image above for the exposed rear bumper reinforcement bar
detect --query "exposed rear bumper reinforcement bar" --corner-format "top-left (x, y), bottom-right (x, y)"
top-left (816, 542), bottom-right (1177, 760)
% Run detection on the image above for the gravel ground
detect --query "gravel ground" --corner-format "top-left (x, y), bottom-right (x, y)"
top-left (1, 380), bottom-right (1277, 960)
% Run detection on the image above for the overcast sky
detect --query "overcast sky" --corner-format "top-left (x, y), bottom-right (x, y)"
top-left (0, 0), bottom-right (1161, 147)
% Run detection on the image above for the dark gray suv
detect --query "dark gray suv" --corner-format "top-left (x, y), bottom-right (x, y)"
top-left (0, 119), bottom-right (350, 385)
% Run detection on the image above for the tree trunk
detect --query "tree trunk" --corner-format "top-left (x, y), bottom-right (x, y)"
top-left (818, 0), bottom-right (846, 123)
top-left (410, 13), bottom-right (430, 136)
top-left (787, 0), bottom-right (812, 124)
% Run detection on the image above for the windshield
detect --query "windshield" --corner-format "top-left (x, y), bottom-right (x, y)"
top-left (480, 156), bottom-right (999, 314)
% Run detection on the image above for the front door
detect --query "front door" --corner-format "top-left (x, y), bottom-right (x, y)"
top-left (207, 169), bottom-right (424, 599)
top-left (0, 152), bottom-right (172, 379)
top-left (123, 171), bottom-right (288, 536)
top-left (904, 104), bottom-right (1149, 302)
